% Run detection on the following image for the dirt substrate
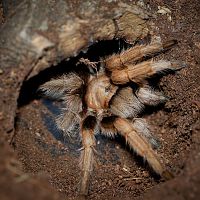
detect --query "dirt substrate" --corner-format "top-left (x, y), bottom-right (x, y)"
top-left (1, 0), bottom-right (200, 200)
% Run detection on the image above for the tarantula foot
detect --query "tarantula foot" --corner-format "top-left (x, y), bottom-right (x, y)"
top-left (162, 39), bottom-right (178, 50)
top-left (171, 61), bottom-right (187, 71)
top-left (162, 170), bottom-right (175, 180)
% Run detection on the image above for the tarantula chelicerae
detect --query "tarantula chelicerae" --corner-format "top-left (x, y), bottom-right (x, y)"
top-left (40, 39), bottom-right (185, 196)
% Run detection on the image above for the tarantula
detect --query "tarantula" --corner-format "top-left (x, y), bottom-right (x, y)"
top-left (40, 39), bottom-right (185, 196)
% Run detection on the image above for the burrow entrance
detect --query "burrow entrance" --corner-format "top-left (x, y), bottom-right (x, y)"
top-left (13, 38), bottom-right (193, 199)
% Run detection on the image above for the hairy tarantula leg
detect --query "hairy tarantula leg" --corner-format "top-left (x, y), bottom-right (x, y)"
top-left (136, 85), bottom-right (167, 106)
top-left (113, 118), bottom-right (174, 180)
top-left (110, 87), bottom-right (145, 118)
top-left (132, 118), bottom-right (160, 149)
top-left (111, 60), bottom-right (186, 85)
top-left (105, 40), bottom-right (177, 71)
top-left (39, 73), bottom-right (84, 100)
top-left (80, 116), bottom-right (96, 196)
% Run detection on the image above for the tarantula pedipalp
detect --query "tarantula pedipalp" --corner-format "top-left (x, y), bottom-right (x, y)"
top-left (40, 39), bottom-right (185, 196)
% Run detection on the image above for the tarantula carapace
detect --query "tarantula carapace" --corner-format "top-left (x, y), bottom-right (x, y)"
top-left (40, 39), bottom-right (185, 196)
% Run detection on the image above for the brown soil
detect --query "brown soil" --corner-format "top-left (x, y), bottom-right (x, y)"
top-left (1, 0), bottom-right (200, 200)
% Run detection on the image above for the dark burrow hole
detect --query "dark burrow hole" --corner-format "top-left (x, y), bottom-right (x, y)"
top-left (18, 39), bottom-right (134, 107)
top-left (17, 36), bottom-right (168, 111)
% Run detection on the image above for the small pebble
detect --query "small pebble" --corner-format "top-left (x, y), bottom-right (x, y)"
top-left (143, 171), bottom-right (149, 178)
top-left (0, 68), bottom-right (3, 74)
top-left (35, 132), bottom-right (41, 137)
top-left (0, 112), bottom-right (3, 120)
top-left (135, 179), bottom-right (142, 184)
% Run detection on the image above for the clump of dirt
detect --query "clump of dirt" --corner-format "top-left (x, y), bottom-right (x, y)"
top-left (1, 0), bottom-right (200, 200)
